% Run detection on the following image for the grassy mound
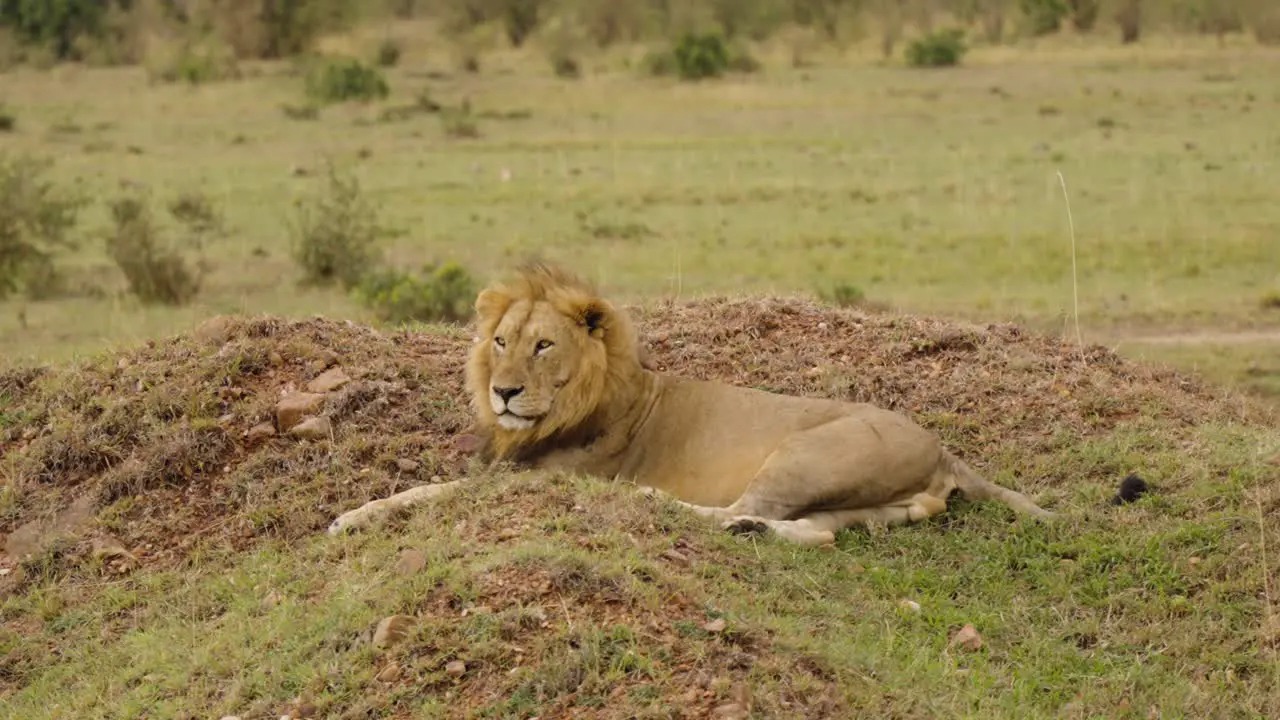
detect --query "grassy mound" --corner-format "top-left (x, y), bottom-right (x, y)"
top-left (1, 297), bottom-right (1277, 717)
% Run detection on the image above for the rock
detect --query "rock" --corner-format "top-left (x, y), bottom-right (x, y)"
top-left (899, 599), bottom-right (921, 613)
top-left (247, 422), bottom-right (276, 443)
top-left (90, 536), bottom-right (138, 566)
top-left (949, 623), bottom-right (983, 651)
top-left (194, 315), bottom-right (235, 345)
top-left (306, 367), bottom-right (351, 394)
top-left (445, 660), bottom-right (466, 677)
top-left (661, 549), bottom-right (690, 566)
top-left (396, 458), bottom-right (420, 473)
top-left (394, 549), bottom-right (427, 575)
top-left (375, 662), bottom-right (402, 683)
top-left (703, 618), bottom-right (726, 633)
top-left (275, 392), bottom-right (326, 432)
top-left (288, 416), bottom-right (332, 441)
top-left (454, 433), bottom-right (484, 453)
top-left (373, 615), bottom-right (415, 649)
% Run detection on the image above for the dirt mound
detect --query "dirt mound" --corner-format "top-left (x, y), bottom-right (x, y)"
top-left (2, 297), bottom-right (1278, 717)
top-left (1, 297), bottom-right (1270, 584)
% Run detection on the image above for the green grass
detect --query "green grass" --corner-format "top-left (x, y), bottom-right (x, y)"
top-left (3, 423), bottom-right (1277, 718)
top-left (0, 28), bottom-right (1276, 403)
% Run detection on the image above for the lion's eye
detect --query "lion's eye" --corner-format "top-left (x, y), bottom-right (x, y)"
top-left (493, 337), bottom-right (506, 348)
top-left (535, 339), bottom-right (553, 353)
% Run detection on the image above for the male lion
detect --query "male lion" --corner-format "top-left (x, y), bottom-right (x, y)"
top-left (328, 263), bottom-right (1055, 545)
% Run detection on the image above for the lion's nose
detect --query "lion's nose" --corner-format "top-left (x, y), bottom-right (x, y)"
top-left (493, 386), bottom-right (524, 403)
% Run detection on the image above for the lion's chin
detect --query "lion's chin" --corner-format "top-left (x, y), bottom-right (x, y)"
top-left (496, 413), bottom-right (537, 431)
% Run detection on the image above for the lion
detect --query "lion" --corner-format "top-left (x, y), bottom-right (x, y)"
top-left (328, 262), bottom-right (1056, 546)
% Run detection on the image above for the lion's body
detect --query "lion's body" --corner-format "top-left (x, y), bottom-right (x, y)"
top-left (329, 263), bottom-right (1054, 544)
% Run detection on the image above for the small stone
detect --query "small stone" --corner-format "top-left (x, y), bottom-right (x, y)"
top-left (662, 549), bottom-right (690, 566)
top-left (454, 433), bottom-right (484, 453)
top-left (817, 322), bottom-right (828, 330)
top-left (396, 458), bottom-right (420, 473)
top-left (899, 599), bottom-right (921, 613)
top-left (1188, 556), bottom-right (1201, 566)
top-left (394, 549), bottom-right (427, 575)
top-left (711, 703), bottom-right (747, 719)
top-left (194, 315), bottom-right (235, 345)
top-left (949, 623), bottom-right (983, 651)
top-left (219, 716), bottom-right (243, 720)
top-left (703, 618), bottom-right (726, 633)
top-left (445, 660), bottom-right (466, 677)
top-left (375, 662), bottom-right (402, 683)
top-left (288, 416), bottom-right (332, 441)
top-left (117, 358), bottom-right (131, 370)
top-left (373, 615), bottom-right (414, 649)
top-left (218, 413), bottom-right (235, 424)
top-left (21, 427), bottom-right (37, 440)
top-left (247, 422), bottom-right (276, 443)
top-left (90, 536), bottom-right (137, 566)
top-left (275, 392), bottom-right (326, 432)
top-left (306, 367), bottom-right (351, 394)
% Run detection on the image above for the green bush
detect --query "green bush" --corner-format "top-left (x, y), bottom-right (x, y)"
top-left (440, 101), bottom-right (480, 138)
top-left (304, 56), bottom-right (390, 105)
top-left (672, 32), bottom-right (730, 80)
top-left (375, 38), bottom-right (401, 67)
top-left (818, 282), bottom-right (866, 308)
top-left (0, 0), bottom-right (119, 61)
top-left (1066, 0), bottom-right (1100, 31)
top-left (148, 40), bottom-right (242, 85)
top-left (290, 163), bottom-right (384, 289)
top-left (1020, 0), bottom-right (1068, 36)
top-left (104, 192), bottom-right (203, 306)
top-left (905, 28), bottom-right (967, 68)
top-left (0, 152), bottom-right (85, 301)
top-left (353, 261), bottom-right (479, 325)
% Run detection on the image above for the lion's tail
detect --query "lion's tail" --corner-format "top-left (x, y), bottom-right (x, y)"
top-left (948, 454), bottom-right (1055, 520)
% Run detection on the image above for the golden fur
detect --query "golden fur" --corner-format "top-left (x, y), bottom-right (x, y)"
top-left (329, 263), bottom-right (1055, 545)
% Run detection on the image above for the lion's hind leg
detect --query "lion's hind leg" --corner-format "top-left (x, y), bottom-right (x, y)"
top-left (721, 494), bottom-right (949, 547)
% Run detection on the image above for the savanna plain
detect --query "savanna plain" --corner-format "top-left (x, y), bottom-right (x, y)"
top-left (1, 5), bottom-right (1279, 719)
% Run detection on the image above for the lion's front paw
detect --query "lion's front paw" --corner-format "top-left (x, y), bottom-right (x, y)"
top-left (722, 516), bottom-right (771, 537)
top-left (327, 502), bottom-right (382, 536)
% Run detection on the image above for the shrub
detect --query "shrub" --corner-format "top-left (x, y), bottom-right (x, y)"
top-left (0, 153), bottom-right (85, 301)
top-left (440, 102), bottom-right (480, 139)
top-left (0, 104), bottom-right (13, 132)
top-left (1116, 0), bottom-right (1141, 44)
top-left (147, 39), bottom-right (241, 85)
top-left (550, 50), bottom-right (581, 78)
top-left (167, 190), bottom-right (227, 246)
top-left (905, 28), bottom-right (967, 68)
top-left (672, 32), bottom-right (730, 80)
top-left (0, 0), bottom-right (119, 61)
top-left (375, 38), bottom-right (401, 67)
top-left (1020, 0), bottom-right (1068, 36)
top-left (1066, 0), bottom-right (1099, 31)
top-left (353, 261), bottom-right (479, 325)
top-left (290, 163), bottom-right (384, 289)
top-left (818, 282), bottom-right (866, 308)
top-left (304, 56), bottom-right (390, 105)
top-left (104, 192), bottom-right (203, 306)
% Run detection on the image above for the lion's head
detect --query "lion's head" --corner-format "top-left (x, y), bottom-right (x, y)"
top-left (464, 263), bottom-right (646, 460)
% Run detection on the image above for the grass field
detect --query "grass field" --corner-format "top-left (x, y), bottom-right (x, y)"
top-left (0, 23), bottom-right (1277, 401)
top-left (2, 17), bottom-right (1280, 719)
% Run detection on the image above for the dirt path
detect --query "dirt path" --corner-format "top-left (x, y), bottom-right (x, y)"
top-left (1107, 329), bottom-right (1280, 346)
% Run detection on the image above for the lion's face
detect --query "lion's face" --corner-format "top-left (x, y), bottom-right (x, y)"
top-left (483, 300), bottom-right (592, 429)
top-left (464, 264), bottom-right (643, 457)
top-left (468, 294), bottom-right (611, 439)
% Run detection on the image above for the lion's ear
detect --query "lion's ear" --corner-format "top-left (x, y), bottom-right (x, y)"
top-left (576, 299), bottom-right (610, 337)
top-left (474, 288), bottom-right (510, 322)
